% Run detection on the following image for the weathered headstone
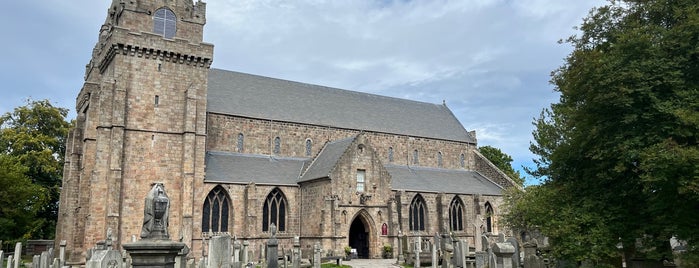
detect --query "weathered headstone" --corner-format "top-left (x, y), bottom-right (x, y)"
top-left (505, 238), bottom-right (520, 268)
top-left (59, 240), bottom-right (66, 267)
top-left (32, 255), bottom-right (40, 268)
top-left (51, 258), bottom-right (59, 268)
top-left (457, 240), bottom-right (469, 268)
top-left (207, 235), bottom-right (231, 268)
top-left (241, 240), bottom-right (249, 265)
top-left (312, 243), bottom-right (320, 268)
top-left (6, 255), bottom-right (13, 268)
top-left (232, 238), bottom-right (241, 268)
top-left (475, 251), bottom-right (487, 268)
top-left (0, 251), bottom-right (4, 268)
top-left (86, 248), bottom-right (123, 268)
top-left (267, 224), bottom-right (279, 268)
top-left (292, 237), bottom-right (300, 268)
top-left (40, 251), bottom-right (49, 268)
top-left (14, 242), bottom-right (22, 268)
top-left (492, 243), bottom-right (515, 268)
top-left (414, 239), bottom-right (422, 268)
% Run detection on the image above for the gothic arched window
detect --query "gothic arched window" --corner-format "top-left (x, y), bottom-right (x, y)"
top-left (202, 185), bottom-right (230, 233)
top-left (273, 137), bottom-right (281, 154)
top-left (460, 153), bottom-right (466, 168)
top-left (388, 147), bottom-right (394, 162)
top-left (263, 188), bottom-right (287, 232)
top-left (305, 139), bottom-right (312, 156)
top-left (413, 150), bottom-right (419, 165)
top-left (409, 194), bottom-right (426, 231)
top-left (153, 8), bottom-right (176, 38)
top-left (485, 202), bottom-right (494, 233)
top-left (237, 133), bottom-right (244, 153)
top-left (437, 152), bottom-right (443, 167)
top-left (449, 196), bottom-right (465, 231)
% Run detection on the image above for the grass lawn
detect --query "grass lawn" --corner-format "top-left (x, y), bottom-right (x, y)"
top-left (320, 263), bottom-right (351, 268)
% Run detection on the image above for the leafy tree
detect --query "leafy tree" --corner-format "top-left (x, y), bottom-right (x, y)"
top-left (0, 99), bottom-right (71, 239)
top-left (507, 0), bottom-right (699, 264)
top-left (0, 154), bottom-right (48, 240)
top-left (478, 145), bottom-right (525, 186)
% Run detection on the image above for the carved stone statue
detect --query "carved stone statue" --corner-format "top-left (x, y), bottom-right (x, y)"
top-left (141, 183), bottom-right (170, 240)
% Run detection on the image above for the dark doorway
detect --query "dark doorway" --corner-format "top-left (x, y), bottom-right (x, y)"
top-left (349, 216), bottom-right (370, 258)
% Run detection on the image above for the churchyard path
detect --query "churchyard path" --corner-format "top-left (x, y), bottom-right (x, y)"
top-left (342, 258), bottom-right (401, 267)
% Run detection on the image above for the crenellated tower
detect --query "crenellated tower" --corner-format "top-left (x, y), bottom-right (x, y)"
top-left (56, 0), bottom-right (213, 262)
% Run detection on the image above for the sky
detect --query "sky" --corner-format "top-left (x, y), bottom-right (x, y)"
top-left (0, 0), bottom-right (606, 185)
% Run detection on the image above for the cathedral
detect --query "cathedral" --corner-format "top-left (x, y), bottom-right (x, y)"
top-left (55, 0), bottom-right (518, 263)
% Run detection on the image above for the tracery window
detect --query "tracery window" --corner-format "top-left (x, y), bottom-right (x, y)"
top-left (202, 186), bottom-right (230, 233)
top-left (437, 152), bottom-right (443, 167)
top-left (485, 202), bottom-right (494, 233)
top-left (409, 194), bottom-right (426, 231)
top-left (237, 133), bottom-right (244, 153)
top-left (263, 188), bottom-right (287, 232)
top-left (449, 196), bottom-right (465, 231)
top-left (305, 139), bottom-right (312, 156)
top-left (153, 8), bottom-right (176, 38)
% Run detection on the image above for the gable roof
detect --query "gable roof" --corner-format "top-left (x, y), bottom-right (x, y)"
top-left (385, 165), bottom-right (503, 195)
top-left (207, 68), bottom-right (475, 143)
top-left (299, 136), bottom-right (356, 183)
top-left (204, 151), bottom-right (308, 185)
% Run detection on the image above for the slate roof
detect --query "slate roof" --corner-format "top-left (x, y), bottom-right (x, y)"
top-left (385, 165), bottom-right (503, 195)
top-left (299, 136), bottom-right (356, 183)
top-left (204, 151), bottom-right (308, 185)
top-left (207, 69), bottom-right (475, 143)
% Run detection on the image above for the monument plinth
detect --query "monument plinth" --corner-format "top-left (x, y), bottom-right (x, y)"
top-left (123, 183), bottom-right (186, 268)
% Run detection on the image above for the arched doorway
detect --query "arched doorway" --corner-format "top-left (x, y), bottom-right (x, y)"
top-left (348, 212), bottom-right (373, 258)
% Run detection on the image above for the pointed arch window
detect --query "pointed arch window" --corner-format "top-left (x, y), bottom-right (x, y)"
top-left (413, 150), bottom-right (419, 165)
top-left (153, 8), bottom-right (176, 38)
top-left (305, 139), bottom-right (312, 156)
top-left (485, 202), bottom-right (494, 233)
top-left (263, 188), bottom-right (287, 232)
top-left (273, 136), bottom-right (281, 154)
top-left (460, 153), bottom-right (466, 168)
top-left (388, 147), bottom-right (394, 162)
top-left (409, 194), bottom-right (426, 231)
top-left (449, 196), bottom-right (465, 231)
top-left (237, 133), bottom-right (244, 153)
top-left (437, 152), bottom-right (443, 167)
top-left (202, 186), bottom-right (230, 233)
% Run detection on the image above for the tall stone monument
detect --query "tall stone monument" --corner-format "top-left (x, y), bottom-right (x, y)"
top-left (123, 183), bottom-right (186, 268)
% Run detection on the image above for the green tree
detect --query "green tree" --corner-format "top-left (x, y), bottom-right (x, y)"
top-left (478, 145), bottom-right (525, 186)
top-left (0, 99), bottom-right (71, 239)
top-left (508, 0), bottom-right (699, 264)
top-left (0, 154), bottom-right (48, 240)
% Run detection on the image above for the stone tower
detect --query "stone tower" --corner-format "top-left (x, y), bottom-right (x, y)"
top-left (56, 0), bottom-right (213, 262)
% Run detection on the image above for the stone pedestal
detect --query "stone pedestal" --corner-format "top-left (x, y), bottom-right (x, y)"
top-left (492, 243), bottom-right (515, 268)
top-left (123, 240), bottom-right (186, 268)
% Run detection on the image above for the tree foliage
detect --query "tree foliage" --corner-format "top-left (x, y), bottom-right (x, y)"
top-left (506, 0), bottom-right (699, 263)
top-left (0, 99), bottom-right (71, 239)
top-left (478, 145), bottom-right (525, 186)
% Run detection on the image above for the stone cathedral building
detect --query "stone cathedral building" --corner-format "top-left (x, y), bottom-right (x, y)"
top-left (55, 0), bottom-right (518, 263)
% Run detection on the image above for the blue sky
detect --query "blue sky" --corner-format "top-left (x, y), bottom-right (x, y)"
top-left (0, 0), bottom-right (605, 185)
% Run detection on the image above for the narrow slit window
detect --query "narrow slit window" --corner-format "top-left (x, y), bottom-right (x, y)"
top-left (356, 170), bottom-right (366, 193)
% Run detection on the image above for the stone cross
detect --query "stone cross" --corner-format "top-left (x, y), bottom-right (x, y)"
top-left (414, 238), bottom-right (422, 268)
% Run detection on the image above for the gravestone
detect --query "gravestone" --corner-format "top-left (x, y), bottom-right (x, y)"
top-left (122, 183), bottom-right (186, 268)
top-left (241, 240), bottom-right (249, 265)
top-left (6, 255), bottom-right (13, 268)
top-left (505, 238), bottom-right (520, 268)
top-left (51, 257), bottom-right (59, 268)
top-left (441, 234), bottom-right (454, 268)
top-left (40, 251), bottom-right (49, 268)
top-left (86, 248), bottom-right (122, 268)
top-left (175, 244), bottom-right (190, 268)
top-left (475, 252), bottom-right (486, 268)
top-left (414, 239), bottom-right (422, 268)
top-left (14, 242), bottom-right (22, 268)
top-left (207, 235), bottom-right (231, 268)
top-left (312, 243), bottom-right (320, 268)
top-left (492, 243), bottom-right (515, 268)
top-left (292, 237), bottom-right (300, 268)
top-left (0, 251), bottom-right (3, 268)
top-left (266, 224), bottom-right (279, 268)
top-left (232, 238), bottom-right (241, 268)
top-left (32, 255), bottom-right (40, 268)
top-left (457, 240), bottom-right (469, 268)
top-left (497, 234), bottom-right (505, 243)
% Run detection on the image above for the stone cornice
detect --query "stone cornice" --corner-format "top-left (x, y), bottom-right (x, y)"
top-left (99, 42), bottom-right (213, 73)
